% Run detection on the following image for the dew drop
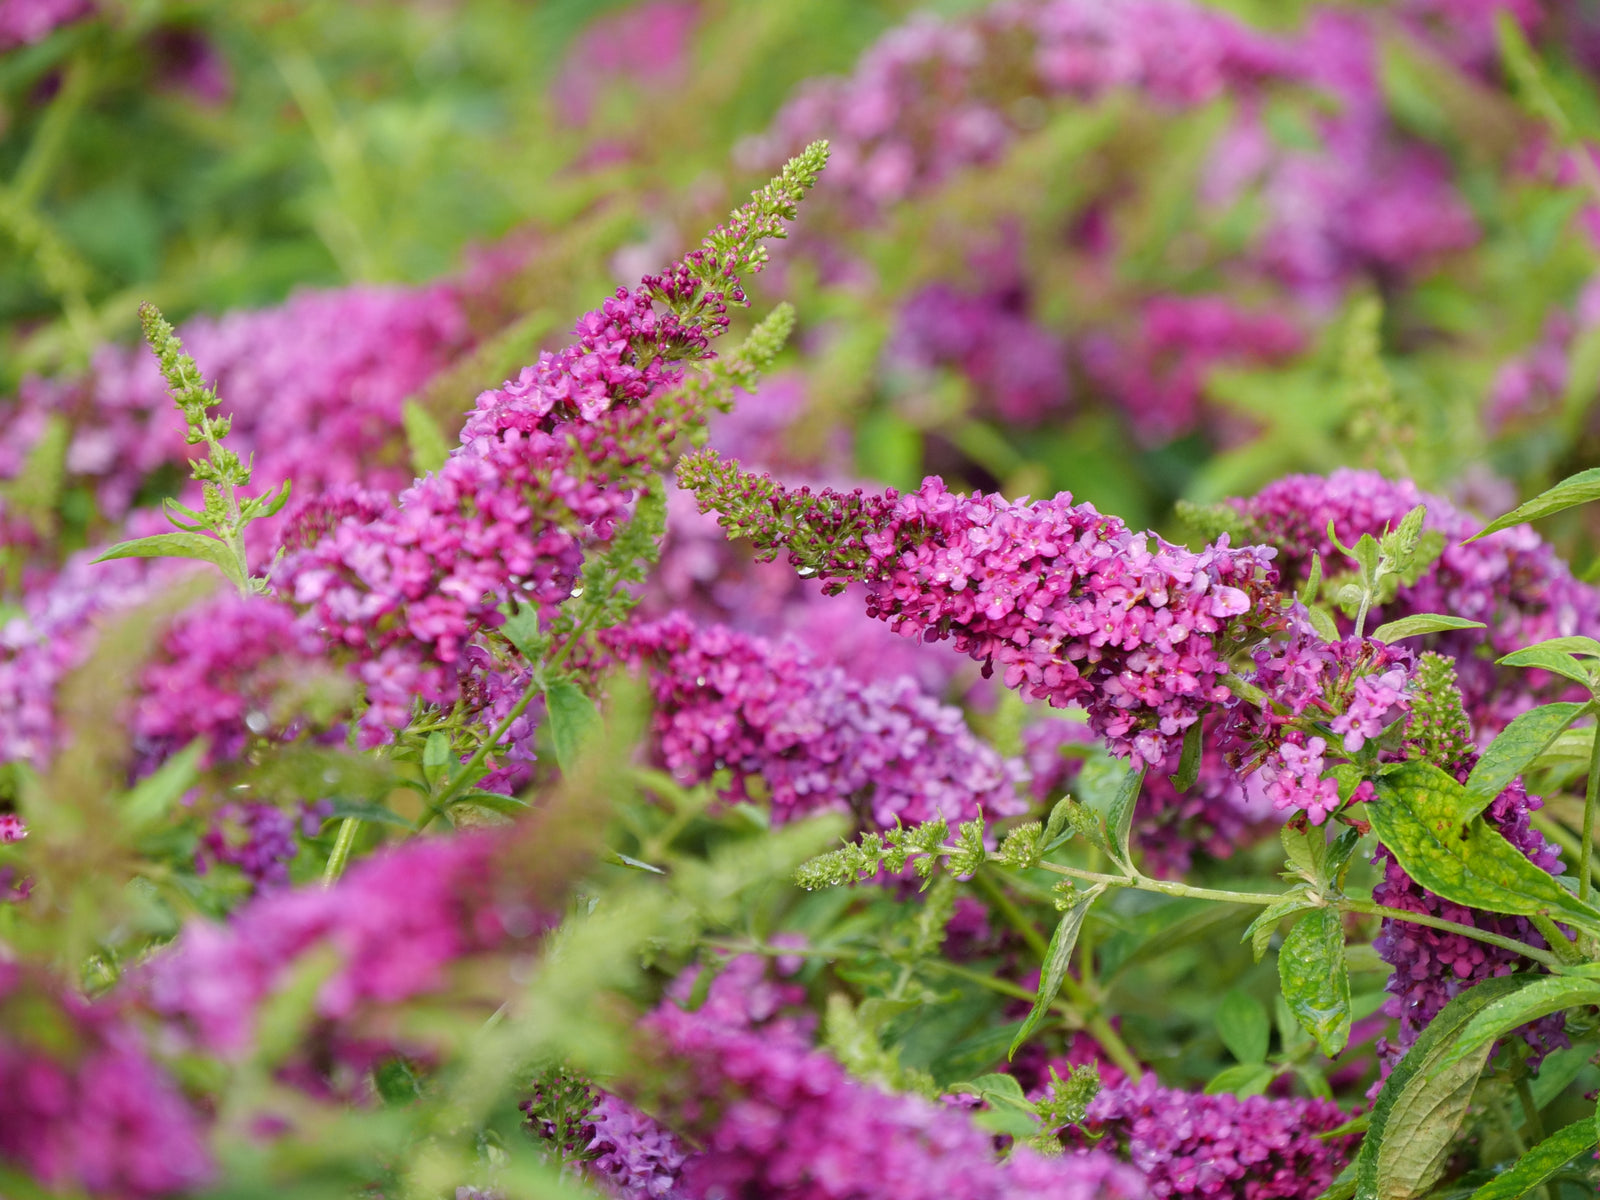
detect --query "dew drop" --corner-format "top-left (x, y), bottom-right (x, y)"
top-left (244, 711), bottom-right (269, 734)
top-left (796, 567), bottom-right (817, 578)
top-left (570, 584), bottom-right (585, 598)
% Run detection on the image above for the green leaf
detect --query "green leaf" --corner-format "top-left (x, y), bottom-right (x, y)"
top-left (1464, 702), bottom-right (1589, 811)
top-left (1170, 722), bottom-right (1203, 793)
top-left (449, 790), bottom-right (530, 816)
top-left (1372, 761), bottom-right (1600, 936)
top-left (1468, 466), bottom-right (1600, 542)
top-left (1279, 907), bottom-right (1351, 1056)
top-left (1009, 885), bottom-right (1104, 1059)
top-left (1356, 975), bottom-right (1534, 1200)
top-left (402, 398), bottom-right (452, 474)
top-left (501, 605), bottom-right (542, 660)
top-left (1305, 604), bottom-right (1341, 643)
top-left (1496, 645), bottom-right (1595, 691)
top-left (949, 1072), bottom-right (1038, 1138)
top-left (545, 679), bottom-right (601, 773)
top-left (1216, 989), bottom-right (1270, 1065)
top-left (1300, 551), bottom-right (1324, 607)
top-left (1513, 635), bottom-right (1600, 660)
top-left (1040, 795), bottom-right (1077, 853)
top-left (1435, 975), bottom-right (1600, 1077)
top-left (603, 851), bottom-right (666, 875)
top-left (1204, 1062), bottom-right (1275, 1097)
top-left (92, 531), bottom-right (245, 591)
top-left (1368, 613), bottom-right (1487, 643)
top-left (122, 739), bottom-right (205, 830)
top-left (422, 731), bottom-right (452, 789)
top-left (1103, 766), bottom-right (1145, 866)
top-left (1464, 1119), bottom-right (1598, 1200)
top-left (1243, 888), bottom-right (1316, 962)
top-left (324, 798), bottom-right (412, 830)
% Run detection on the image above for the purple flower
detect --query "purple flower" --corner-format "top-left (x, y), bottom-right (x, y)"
top-left (608, 613), bottom-right (1023, 829)
top-left (0, 962), bottom-right (213, 1198)
top-left (1068, 1074), bottom-right (1354, 1200)
top-left (643, 956), bottom-right (1149, 1199)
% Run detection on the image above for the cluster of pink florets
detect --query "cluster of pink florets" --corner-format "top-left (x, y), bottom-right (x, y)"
top-left (853, 477), bottom-right (1280, 764)
top-left (609, 613), bottom-right (1023, 829)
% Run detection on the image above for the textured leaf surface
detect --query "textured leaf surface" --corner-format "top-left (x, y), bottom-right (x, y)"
top-left (1278, 907), bottom-right (1351, 1056)
top-left (1464, 702), bottom-right (1588, 810)
top-left (1468, 466), bottom-right (1600, 541)
top-left (93, 531), bottom-right (245, 590)
top-left (1356, 975), bottom-right (1532, 1200)
top-left (1369, 613), bottom-right (1486, 643)
top-left (1464, 1119), bottom-right (1596, 1199)
top-left (1373, 762), bottom-right (1600, 935)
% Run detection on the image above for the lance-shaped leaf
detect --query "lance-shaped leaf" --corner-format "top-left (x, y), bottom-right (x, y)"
top-left (1464, 1118), bottom-right (1597, 1199)
top-left (1468, 466), bottom-right (1600, 542)
top-left (93, 531), bottom-right (246, 592)
top-left (546, 679), bottom-right (601, 772)
top-left (1008, 885), bottom-right (1104, 1059)
top-left (1103, 766), bottom-right (1146, 867)
top-left (1170, 722), bottom-right (1203, 793)
top-left (1463, 702), bottom-right (1589, 811)
top-left (1278, 907), bottom-right (1351, 1056)
top-left (1516, 635), bottom-right (1600, 659)
top-left (1371, 761), bottom-right (1600, 937)
top-left (1496, 645), bottom-right (1596, 691)
top-left (1243, 887), bottom-right (1317, 962)
top-left (1356, 975), bottom-right (1534, 1200)
top-left (1435, 974), bottom-right (1600, 1076)
top-left (1216, 989), bottom-right (1270, 1065)
top-left (1368, 613), bottom-right (1487, 643)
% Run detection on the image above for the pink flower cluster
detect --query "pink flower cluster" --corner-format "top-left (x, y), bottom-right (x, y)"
top-left (644, 956), bottom-right (1149, 1199)
top-left (276, 181), bottom-right (790, 743)
top-left (2, 283), bottom-right (469, 543)
top-left (889, 280), bottom-right (1070, 425)
top-left (746, 0), bottom-right (1290, 220)
top-left (1067, 1073), bottom-right (1354, 1200)
top-left (1080, 296), bottom-right (1304, 443)
top-left (0, 0), bottom-right (92, 50)
top-left (141, 834), bottom-right (547, 1063)
top-left (552, 0), bottom-right (700, 126)
top-left (581, 1092), bottom-right (690, 1199)
top-left (608, 613), bottom-right (1022, 828)
top-left (838, 476), bottom-right (1279, 763)
top-left (132, 592), bottom-right (327, 765)
top-left (1233, 469), bottom-right (1600, 731)
top-left (0, 962), bottom-right (212, 1198)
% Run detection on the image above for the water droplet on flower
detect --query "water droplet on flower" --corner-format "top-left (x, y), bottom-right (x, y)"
top-left (570, 584), bottom-right (585, 598)
top-left (695, 676), bottom-right (707, 686)
top-left (245, 711), bottom-right (269, 734)
top-left (796, 567), bottom-right (816, 578)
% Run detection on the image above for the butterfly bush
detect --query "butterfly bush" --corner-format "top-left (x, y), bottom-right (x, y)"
top-left (1229, 468), bottom-right (1600, 729)
top-left (142, 833), bottom-right (547, 1064)
top-left (607, 613), bottom-right (1022, 829)
top-left (1, 284), bottom-right (469, 542)
top-left (0, 962), bottom-right (213, 1199)
top-left (681, 456), bottom-right (1282, 765)
top-left (1063, 1074), bottom-right (1354, 1200)
top-left (642, 957), bottom-right (1149, 1199)
top-left (276, 147), bottom-right (828, 745)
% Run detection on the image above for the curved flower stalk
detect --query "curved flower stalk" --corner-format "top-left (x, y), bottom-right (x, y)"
top-left (606, 612), bottom-right (1023, 829)
top-left (680, 455), bottom-right (1282, 765)
top-left (639, 956), bottom-right (1150, 1199)
top-left (275, 143), bottom-right (830, 746)
top-left (0, 961), bottom-right (213, 1198)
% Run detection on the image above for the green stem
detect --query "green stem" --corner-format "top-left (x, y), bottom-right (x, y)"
top-left (971, 869), bottom-right (1050, 960)
top-left (322, 817), bottom-right (361, 886)
top-left (1581, 721), bottom-right (1600, 903)
top-left (1024, 857), bottom-right (1563, 966)
top-left (1515, 1074), bottom-right (1547, 1146)
top-left (413, 673), bottom-right (545, 834)
top-left (1342, 899), bottom-right (1561, 968)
